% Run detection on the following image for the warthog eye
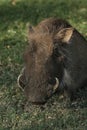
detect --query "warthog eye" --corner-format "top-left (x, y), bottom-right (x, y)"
top-left (53, 47), bottom-right (61, 58)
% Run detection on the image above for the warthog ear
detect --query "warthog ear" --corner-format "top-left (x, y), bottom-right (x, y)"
top-left (29, 25), bottom-right (34, 33)
top-left (55, 28), bottom-right (74, 43)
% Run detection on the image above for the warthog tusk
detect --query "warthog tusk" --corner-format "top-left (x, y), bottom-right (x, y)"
top-left (53, 77), bottom-right (59, 93)
top-left (17, 74), bottom-right (21, 87)
top-left (17, 74), bottom-right (24, 91)
top-left (17, 67), bottom-right (25, 91)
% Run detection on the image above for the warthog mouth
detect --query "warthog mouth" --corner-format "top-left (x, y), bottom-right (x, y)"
top-left (17, 74), bottom-right (59, 93)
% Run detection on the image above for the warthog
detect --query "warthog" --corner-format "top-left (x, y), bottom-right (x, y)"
top-left (18, 18), bottom-right (87, 104)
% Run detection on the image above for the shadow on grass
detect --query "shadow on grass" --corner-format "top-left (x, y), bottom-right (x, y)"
top-left (0, 0), bottom-right (87, 26)
top-left (0, 0), bottom-right (63, 25)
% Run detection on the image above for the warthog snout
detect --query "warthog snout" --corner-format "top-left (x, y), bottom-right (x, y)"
top-left (17, 68), bottom-right (59, 104)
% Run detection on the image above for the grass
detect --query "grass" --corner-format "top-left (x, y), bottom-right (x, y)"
top-left (0, 0), bottom-right (87, 129)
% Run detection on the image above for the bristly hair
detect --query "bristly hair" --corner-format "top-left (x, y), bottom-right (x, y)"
top-left (35, 17), bottom-right (72, 34)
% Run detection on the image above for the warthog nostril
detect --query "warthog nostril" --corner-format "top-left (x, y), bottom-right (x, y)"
top-left (31, 101), bottom-right (46, 105)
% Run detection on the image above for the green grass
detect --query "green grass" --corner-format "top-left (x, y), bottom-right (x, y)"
top-left (0, 0), bottom-right (87, 130)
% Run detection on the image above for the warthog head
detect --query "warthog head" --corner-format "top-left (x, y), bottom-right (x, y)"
top-left (17, 18), bottom-right (74, 104)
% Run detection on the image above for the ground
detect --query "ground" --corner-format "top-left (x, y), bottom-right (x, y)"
top-left (0, 0), bottom-right (87, 130)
